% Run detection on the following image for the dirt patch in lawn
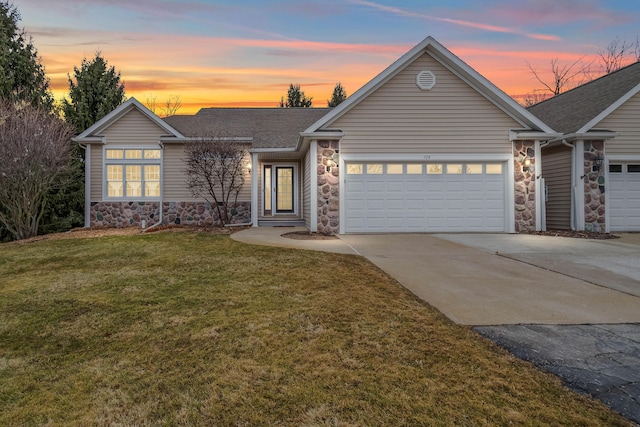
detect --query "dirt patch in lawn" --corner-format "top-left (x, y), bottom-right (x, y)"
top-left (282, 230), bottom-right (338, 240)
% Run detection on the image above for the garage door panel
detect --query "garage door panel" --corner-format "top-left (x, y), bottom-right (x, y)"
top-left (345, 161), bottom-right (506, 233)
top-left (610, 166), bottom-right (640, 231)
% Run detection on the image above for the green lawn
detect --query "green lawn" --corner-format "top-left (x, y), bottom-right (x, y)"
top-left (0, 231), bottom-right (631, 426)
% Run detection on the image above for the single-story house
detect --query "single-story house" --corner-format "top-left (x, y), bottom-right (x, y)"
top-left (528, 61), bottom-right (640, 233)
top-left (74, 36), bottom-right (567, 234)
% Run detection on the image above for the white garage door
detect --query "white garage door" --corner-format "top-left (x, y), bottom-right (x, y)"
top-left (609, 163), bottom-right (640, 231)
top-left (345, 162), bottom-right (506, 233)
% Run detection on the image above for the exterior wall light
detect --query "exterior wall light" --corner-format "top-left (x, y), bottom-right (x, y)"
top-left (523, 157), bottom-right (534, 173)
top-left (593, 156), bottom-right (603, 172)
top-left (246, 162), bottom-right (252, 173)
top-left (326, 159), bottom-right (335, 172)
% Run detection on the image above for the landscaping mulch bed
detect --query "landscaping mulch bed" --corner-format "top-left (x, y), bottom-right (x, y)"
top-left (529, 229), bottom-right (620, 240)
top-left (281, 230), bottom-right (338, 240)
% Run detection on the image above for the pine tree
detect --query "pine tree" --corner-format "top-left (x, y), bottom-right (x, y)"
top-left (278, 83), bottom-right (312, 108)
top-left (327, 82), bottom-right (347, 107)
top-left (0, 1), bottom-right (53, 109)
top-left (63, 52), bottom-right (126, 133)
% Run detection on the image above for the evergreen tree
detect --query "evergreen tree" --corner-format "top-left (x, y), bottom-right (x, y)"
top-left (327, 82), bottom-right (347, 107)
top-left (0, 1), bottom-right (53, 109)
top-left (62, 52), bottom-right (126, 133)
top-left (278, 83), bottom-right (312, 108)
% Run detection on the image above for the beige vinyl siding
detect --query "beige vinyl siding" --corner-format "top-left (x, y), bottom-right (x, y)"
top-left (163, 143), bottom-right (251, 202)
top-left (542, 145), bottom-right (572, 229)
top-left (330, 53), bottom-right (520, 155)
top-left (303, 148), bottom-right (311, 228)
top-left (90, 146), bottom-right (102, 202)
top-left (102, 109), bottom-right (168, 144)
top-left (596, 92), bottom-right (640, 156)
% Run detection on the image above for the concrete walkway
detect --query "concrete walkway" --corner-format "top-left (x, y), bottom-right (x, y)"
top-left (231, 227), bottom-right (359, 255)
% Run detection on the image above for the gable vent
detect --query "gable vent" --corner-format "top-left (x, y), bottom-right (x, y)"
top-left (416, 70), bottom-right (436, 90)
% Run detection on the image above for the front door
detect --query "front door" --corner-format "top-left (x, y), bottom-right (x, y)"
top-left (263, 165), bottom-right (296, 216)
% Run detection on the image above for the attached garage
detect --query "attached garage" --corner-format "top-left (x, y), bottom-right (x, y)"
top-left (344, 162), bottom-right (506, 232)
top-left (609, 163), bottom-right (640, 231)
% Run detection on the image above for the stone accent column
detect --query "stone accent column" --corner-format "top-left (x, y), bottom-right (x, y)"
top-left (513, 141), bottom-right (536, 232)
top-left (584, 141), bottom-right (605, 232)
top-left (317, 140), bottom-right (339, 234)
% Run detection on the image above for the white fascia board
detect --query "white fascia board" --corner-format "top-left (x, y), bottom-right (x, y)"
top-left (606, 154), bottom-right (640, 161)
top-left (75, 97), bottom-right (186, 140)
top-left (249, 147), bottom-right (296, 153)
top-left (510, 130), bottom-right (560, 141)
top-left (577, 82), bottom-right (640, 133)
top-left (72, 136), bottom-right (105, 144)
top-left (563, 131), bottom-right (618, 141)
top-left (299, 131), bottom-right (345, 140)
top-left (340, 153), bottom-right (512, 162)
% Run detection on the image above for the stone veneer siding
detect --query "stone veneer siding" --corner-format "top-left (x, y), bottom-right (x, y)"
top-left (584, 140), bottom-right (605, 232)
top-left (317, 140), bottom-right (340, 235)
top-left (90, 201), bottom-right (251, 228)
top-left (513, 141), bottom-right (536, 232)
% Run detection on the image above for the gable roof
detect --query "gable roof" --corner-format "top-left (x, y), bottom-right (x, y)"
top-left (73, 97), bottom-right (185, 142)
top-left (528, 61), bottom-right (640, 134)
top-left (304, 36), bottom-right (555, 135)
top-left (163, 107), bottom-right (331, 149)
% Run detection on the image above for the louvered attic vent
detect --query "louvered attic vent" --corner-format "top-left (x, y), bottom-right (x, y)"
top-left (416, 70), bottom-right (436, 90)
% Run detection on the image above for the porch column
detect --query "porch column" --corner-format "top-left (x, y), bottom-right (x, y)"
top-left (251, 152), bottom-right (259, 227)
top-left (575, 140), bottom-right (585, 230)
top-left (534, 140), bottom-right (544, 231)
top-left (310, 140), bottom-right (318, 232)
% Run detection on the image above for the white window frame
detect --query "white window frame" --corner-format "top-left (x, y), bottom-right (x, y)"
top-left (103, 146), bottom-right (162, 201)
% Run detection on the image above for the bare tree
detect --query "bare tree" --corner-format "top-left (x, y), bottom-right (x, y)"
top-left (145, 94), bottom-right (182, 117)
top-left (519, 89), bottom-right (552, 107)
top-left (0, 101), bottom-right (74, 240)
top-left (598, 37), bottom-right (634, 73)
top-left (145, 94), bottom-right (158, 114)
top-left (635, 34), bottom-right (640, 62)
top-left (161, 95), bottom-right (182, 117)
top-left (184, 135), bottom-right (249, 225)
top-left (527, 57), bottom-right (593, 96)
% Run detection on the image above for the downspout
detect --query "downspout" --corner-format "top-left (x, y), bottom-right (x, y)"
top-left (79, 143), bottom-right (91, 228)
top-left (143, 141), bottom-right (165, 232)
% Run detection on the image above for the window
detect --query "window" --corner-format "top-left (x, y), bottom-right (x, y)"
top-left (387, 164), bottom-right (403, 174)
top-left (466, 164), bottom-right (482, 174)
top-left (609, 164), bottom-right (622, 173)
top-left (347, 164), bottom-right (363, 175)
top-left (407, 164), bottom-right (423, 174)
top-left (367, 164), bottom-right (383, 174)
top-left (628, 164), bottom-right (640, 173)
top-left (427, 164), bottom-right (442, 174)
top-left (446, 164), bottom-right (463, 174)
top-left (104, 148), bottom-right (161, 199)
top-left (486, 164), bottom-right (503, 174)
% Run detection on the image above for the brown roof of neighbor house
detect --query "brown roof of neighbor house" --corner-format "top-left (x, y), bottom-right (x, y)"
top-left (163, 107), bottom-right (332, 149)
top-left (527, 61), bottom-right (640, 134)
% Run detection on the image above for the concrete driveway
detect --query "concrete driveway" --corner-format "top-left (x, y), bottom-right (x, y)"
top-left (339, 233), bottom-right (640, 326)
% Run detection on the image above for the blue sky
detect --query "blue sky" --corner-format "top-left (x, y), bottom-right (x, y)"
top-left (14, 0), bottom-right (640, 112)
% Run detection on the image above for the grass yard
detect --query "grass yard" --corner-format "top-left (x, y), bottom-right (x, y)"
top-left (0, 231), bottom-right (632, 426)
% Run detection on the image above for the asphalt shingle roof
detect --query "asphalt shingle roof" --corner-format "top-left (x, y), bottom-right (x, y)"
top-left (527, 61), bottom-right (640, 134)
top-left (163, 108), bottom-right (332, 149)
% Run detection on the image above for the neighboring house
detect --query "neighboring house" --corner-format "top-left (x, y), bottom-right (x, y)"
top-left (74, 36), bottom-right (559, 234)
top-left (528, 61), bottom-right (640, 233)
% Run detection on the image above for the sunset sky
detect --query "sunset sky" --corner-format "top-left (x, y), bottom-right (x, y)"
top-left (14, 0), bottom-right (640, 114)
